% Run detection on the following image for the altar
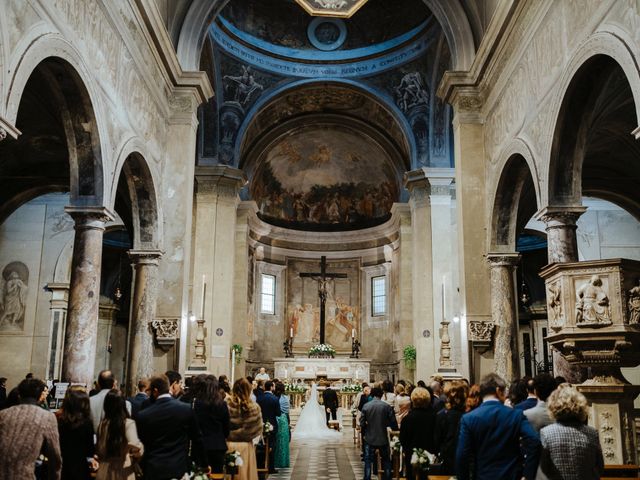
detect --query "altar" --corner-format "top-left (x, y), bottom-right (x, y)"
top-left (273, 357), bottom-right (371, 381)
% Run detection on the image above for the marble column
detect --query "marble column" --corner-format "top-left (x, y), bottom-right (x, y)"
top-left (191, 166), bottom-right (246, 375)
top-left (487, 253), bottom-right (520, 382)
top-left (536, 205), bottom-right (587, 383)
top-left (536, 206), bottom-right (587, 264)
top-left (404, 168), bottom-right (435, 381)
top-left (126, 250), bottom-right (162, 394)
top-left (62, 206), bottom-right (114, 386)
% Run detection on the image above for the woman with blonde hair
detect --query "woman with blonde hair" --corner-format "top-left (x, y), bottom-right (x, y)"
top-left (227, 378), bottom-right (263, 480)
top-left (537, 384), bottom-right (604, 480)
top-left (393, 384), bottom-right (411, 426)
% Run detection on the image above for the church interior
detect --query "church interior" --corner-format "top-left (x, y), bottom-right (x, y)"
top-left (1, 0), bottom-right (640, 472)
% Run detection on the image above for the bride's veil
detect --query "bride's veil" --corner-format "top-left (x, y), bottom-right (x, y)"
top-left (292, 382), bottom-right (341, 440)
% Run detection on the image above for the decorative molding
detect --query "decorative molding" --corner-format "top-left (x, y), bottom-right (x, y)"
top-left (0, 117), bottom-right (21, 141)
top-left (151, 318), bottom-right (179, 351)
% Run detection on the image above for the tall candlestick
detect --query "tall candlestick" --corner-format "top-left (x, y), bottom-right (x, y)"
top-left (200, 274), bottom-right (206, 319)
top-left (441, 276), bottom-right (445, 320)
top-left (351, 328), bottom-right (355, 338)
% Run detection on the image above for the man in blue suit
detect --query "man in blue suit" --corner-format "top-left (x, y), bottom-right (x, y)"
top-left (256, 380), bottom-right (281, 474)
top-left (136, 374), bottom-right (203, 480)
top-left (456, 373), bottom-right (540, 480)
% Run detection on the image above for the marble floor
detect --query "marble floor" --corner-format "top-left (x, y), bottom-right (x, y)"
top-left (270, 408), bottom-right (364, 480)
top-left (269, 435), bottom-right (364, 480)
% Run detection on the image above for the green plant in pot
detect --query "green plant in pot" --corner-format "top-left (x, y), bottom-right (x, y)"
top-left (403, 345), bottom-right (416, 370)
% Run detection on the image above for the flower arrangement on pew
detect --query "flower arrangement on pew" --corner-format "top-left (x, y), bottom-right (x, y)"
top-left (224, 451), bottom-right (243, 474)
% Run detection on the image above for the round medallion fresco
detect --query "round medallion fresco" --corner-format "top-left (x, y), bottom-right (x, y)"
top-left (250, 125), bottom-right (400, 231)
top-left (307, 18), bottom-right (347, 51)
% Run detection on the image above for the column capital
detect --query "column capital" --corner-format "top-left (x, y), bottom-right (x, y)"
top-left (195, 165), bottom-right (247, 198)
top-left (64, 206), bottom-right (116, 230)
top-left (404, 168), bottom-right (431, 206)
top-left (535, 206), bottom-right (587, 227)
top-left (487, 252), bottom-right (520, 267)
top-left (425, 167), bottom-right (454, 198)
top-left (128, 249), bottom-right (163, 266)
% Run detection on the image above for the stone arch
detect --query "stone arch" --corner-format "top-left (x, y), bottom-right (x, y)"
top-left (235, 78), bottom-right (416, 170)
top-left (175, 0), bottom-right (474, 71)
top-left (490, 141), bottom-right (541, 251)
top-left (546, 31), bottom-right (640, 208)
top-left (6, 33), bottom-right (106, 207)
top-left (110, 141), bottom-right (161, 250)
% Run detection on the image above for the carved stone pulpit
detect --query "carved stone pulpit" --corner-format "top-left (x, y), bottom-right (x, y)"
top-left (540, 258), bottom-right (640, 464)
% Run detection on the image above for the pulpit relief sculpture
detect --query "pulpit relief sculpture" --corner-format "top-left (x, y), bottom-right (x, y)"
top-left (575, 275), bottom-right (612, 327)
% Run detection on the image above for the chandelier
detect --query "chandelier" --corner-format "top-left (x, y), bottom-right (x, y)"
top-left (295, 0), bottom-right (369, 18)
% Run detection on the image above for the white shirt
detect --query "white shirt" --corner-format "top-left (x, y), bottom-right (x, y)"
top-left (90, 389), bottom-right (132, 431)
top-left (255, 373), bottom-right (270, 381)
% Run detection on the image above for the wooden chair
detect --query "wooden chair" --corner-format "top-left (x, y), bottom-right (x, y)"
top-left (602, 464), bottom-right (639, 478)
top-left (256, 436), bottom-right (270, 479)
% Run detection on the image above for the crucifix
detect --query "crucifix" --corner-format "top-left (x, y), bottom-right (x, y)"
top-left (300, 256), bottom-right (347, 345)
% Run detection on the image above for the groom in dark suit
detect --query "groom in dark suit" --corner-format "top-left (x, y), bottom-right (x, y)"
top-left (322, 385), bottom-right (339, 425)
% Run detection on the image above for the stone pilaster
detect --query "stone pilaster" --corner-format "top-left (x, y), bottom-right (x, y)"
top-left (62, 206), bottom-right (115, 386)
top-left (190, 166), bottom-right (246, 375)
top-left (536, 206), bottom-right (587, 264)
top-left (450, 94), bottom-right (493, 381)
top-left (404, 168), bottom-right (435, 381)
top-left (126, 250), bottom-right (162, 394)
top-left (487, 253), bottom-right (520, 382)
top-left (536, 205), bottom-right (588, 383)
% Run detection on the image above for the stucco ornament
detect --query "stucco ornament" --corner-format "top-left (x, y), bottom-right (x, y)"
top-left (295, 0), bottom-right (368, 18)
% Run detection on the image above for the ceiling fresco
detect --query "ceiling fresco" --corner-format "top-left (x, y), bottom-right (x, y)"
top-left (250, 125), bottom-right (399, 231)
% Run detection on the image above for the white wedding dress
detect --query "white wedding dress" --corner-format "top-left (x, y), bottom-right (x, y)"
top-left (292, 383), bottom-right (342, 441)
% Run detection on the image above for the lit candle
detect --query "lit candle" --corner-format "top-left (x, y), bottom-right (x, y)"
top-left (200, 274), bottom-right (206, 319)
top-left (351, 328), bottom-right (355, 338)
top-left (290, 327), bottom-right (294, 338)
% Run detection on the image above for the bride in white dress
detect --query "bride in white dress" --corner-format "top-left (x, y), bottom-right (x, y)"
top-left (292, 383), bottom-right (342, 441)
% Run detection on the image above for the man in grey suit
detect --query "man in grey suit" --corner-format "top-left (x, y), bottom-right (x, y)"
top-left (360, 387), bottom-right (398, 480)
top-left (524, 372), bottom-right (557, 432)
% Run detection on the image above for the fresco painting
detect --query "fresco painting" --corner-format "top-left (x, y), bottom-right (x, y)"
top-left (251, 126), bottom-right (399, 230)
top-left (287, 258), bottom-right (360, 352)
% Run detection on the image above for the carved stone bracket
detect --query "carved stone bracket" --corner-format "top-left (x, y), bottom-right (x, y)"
top-left (468, 320), bottom-right (494, 352)
top-left (151, 318), bottom-right (179, 351)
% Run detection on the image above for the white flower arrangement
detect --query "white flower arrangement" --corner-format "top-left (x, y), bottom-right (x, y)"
top-left (225, 450), bottom-right (243, 469)
top-left (341, 383), bottom-right (363, 393)
top-left (410, 448), bottom-right (431, 471)
top-left (389, 435), bottom-right (401, 453)
top-left (308, 343), bottom-right (336, 358)
top-left (263, 421), bottom-right (274, 434)
top-left (284, 382), bottom-right (307, 393)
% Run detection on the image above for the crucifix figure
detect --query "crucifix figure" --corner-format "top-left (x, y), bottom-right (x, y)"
top-left (300, 256), bottom-right (347, 345)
